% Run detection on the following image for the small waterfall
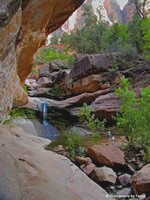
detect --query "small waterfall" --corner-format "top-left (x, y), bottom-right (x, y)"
top-left (42, 102), bottom-right (47, 119)
top-left (41, 101), bottom-right (60, 140)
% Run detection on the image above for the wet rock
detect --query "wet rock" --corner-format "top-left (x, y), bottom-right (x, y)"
top-left (76, 156), bottom-right (92, 165)
top-left (49, 59), bottom-right (69, 72)
top-left (26, 89), bottom-right (110, 112)
top-left (94, 166), bottom-right (117, 185)
top-left (118, 173), bottom-right (131, 187)
top-left (132, 164), bottom-right (150, 194)
top-left (83, 163), bottom-right (95, 175)
top-left (88, 144), bottom-right (125, 167)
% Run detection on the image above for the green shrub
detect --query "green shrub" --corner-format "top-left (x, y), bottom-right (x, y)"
top-left (23, 84), bottom-right (28, 94)
top-left (66, 131), bottom-right (81, 157)
top-left (35, 48), bottom-right (74, 66)
top-left (31, 68), bottom-right (38, 74)
top-left (60, 15), bottom-right (150, 58)
top-left (10, 108), bottom-right (36, 119)
top-left (116, 76), bottom-right (150, 152)
top-left (4, 108), bottom-right (37, 125)
top-left (140, 18), bottom-right (150, 59)
top-left (48, 84), bottom-right (64, 98)
top-left (79, 103), bottom-right (105, 143)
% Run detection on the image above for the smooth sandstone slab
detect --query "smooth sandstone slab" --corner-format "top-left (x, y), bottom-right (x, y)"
top-left (0, 125), bottom-right (113, 200)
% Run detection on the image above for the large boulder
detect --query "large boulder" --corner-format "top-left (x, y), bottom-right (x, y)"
top-left (37, 77), bottom-right (53, 88)
top-left (28, 88), bottom-right (50, 97)
top-left (118, 173), bottom-right (131, 187)
top-left (70, 92), bottom-right (121, 121)
top-left (39, 65), bottom-right (51, 78)
top-left (66, 74), bottom-right (102, 95)
top-left (94, 166), bottom-right (117, 185)
top-left (0, 125), bottom-right (113, 200)
top-left (87, 144), bottom-right (125, 167)
top-left (91, 92), bottom-right (121, 120)
top-left (132, 164), bottom-right (150, 194)
top-left (70, 54), bottom-right (113, 81)
top-left (49, 59), bottom-right (69, 72)
top-left (13, 85), bottom-right (28, 107)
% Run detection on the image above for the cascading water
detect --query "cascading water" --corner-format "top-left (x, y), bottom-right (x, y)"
top-left (41, 101), bottom-right (60, 140)
top-left (42, 102), bottom-right (48, 119)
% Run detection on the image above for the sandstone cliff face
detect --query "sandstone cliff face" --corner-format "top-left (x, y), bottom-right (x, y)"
top-left (122, 0), bottom-right (136, 24)
top-left (0, 0), bottom-right (84, 122)
top-left (104, 0), bottom-right (136, 24)
top-left (104, 0), bottom-right (123, 23)
top-left (0, 0), bottom-right (21, 122)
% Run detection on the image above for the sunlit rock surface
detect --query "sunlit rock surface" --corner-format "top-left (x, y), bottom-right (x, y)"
top-left (0, 125), bottom-right (113, 200)
top-left (0, 0), bottom-right (84, 122)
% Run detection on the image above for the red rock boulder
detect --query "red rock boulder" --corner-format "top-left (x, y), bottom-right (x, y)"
top-left (132, 164), bottom-right (150, 194)
top-left (87, 144), bottom-right (125, 167)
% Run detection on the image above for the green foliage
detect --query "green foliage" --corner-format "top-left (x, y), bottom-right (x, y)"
top-left (116, 76), bottom-right (150, 152)
top-left (31, 68), bottom-right (38, 74)
top-left (4, 108), bottom-right (37, 125)
top-left (60, 14), bottom-right (150, 59)
top-left (10, 108), bottom-right (36, 119)
top-left (61, 23), bottom-right (108, 54)
top-left (48, 84), bottom-right (64, 98)
top-left (23, 84), bottom-right (28, 94)
top-left (65, 131), bottom-right (82, 157)
top-left (79, 103), bottom-right (105, 143)
top-left (35, 48), bottom-right (74, 66)
top-left (140, 18), bottom-right (150, 59)
top-left (144, 147), bottom-right (150, 163)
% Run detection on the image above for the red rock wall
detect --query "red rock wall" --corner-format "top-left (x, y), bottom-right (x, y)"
top-left (0, 0), bottom-right (84, 122)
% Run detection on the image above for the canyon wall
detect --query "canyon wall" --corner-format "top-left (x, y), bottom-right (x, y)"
top-left (0, 0), bottom-right (84, 123)
top-left (51, 0), bottom-right (136, 39)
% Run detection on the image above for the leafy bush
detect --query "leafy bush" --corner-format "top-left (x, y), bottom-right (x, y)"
top-left (60, 15), bottom-right (150, 58)
top-left (48, 84), bottom-right (65, 98)
top-left (79, 103), bottom-right (105, 143)
top-left (116, 76), bottom-right (150, 152)
top-left (23, 84), bottom-right (28, 94)
top-left (31, 68), bottom-right (39, 74)
top-left (10, 108), bottom-right (36, 119)
top-left (140, 18), bottom-right (150, 59)
top-left (35, 48), bottom-right (74, 66)
top-left (66, 131), bottom-right (82, 157)
top-left (4, 108), bottom-right (37, 125)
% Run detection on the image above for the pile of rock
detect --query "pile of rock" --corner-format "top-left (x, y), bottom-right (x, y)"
top-left (26, 54), bottom-right (150, 122)
top-left (54, 143), bottom-right (150, 199)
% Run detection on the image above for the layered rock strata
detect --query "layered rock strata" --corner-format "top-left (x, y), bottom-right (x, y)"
top-left (0, 0), bottom-right (84, 122)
